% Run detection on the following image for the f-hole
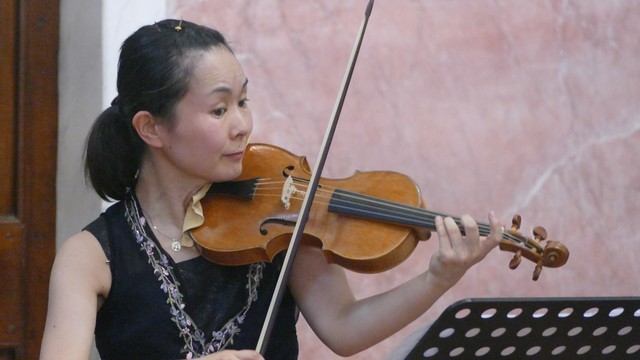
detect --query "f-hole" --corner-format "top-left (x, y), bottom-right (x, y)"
top-left (260, 218), bottom-right (298, 235)
top-left (282, 165), bottom-right (295, 178)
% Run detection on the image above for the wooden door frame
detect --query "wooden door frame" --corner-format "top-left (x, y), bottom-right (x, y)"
top-left (13, 0), bottom-right (59, 358)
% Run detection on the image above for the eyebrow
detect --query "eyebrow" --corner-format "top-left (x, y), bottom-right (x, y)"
top-left (210, 78), bottom-right (249, 95)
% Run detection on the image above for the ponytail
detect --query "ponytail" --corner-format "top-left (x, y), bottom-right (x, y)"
top-left (84, 104), bottom-right (144, 201)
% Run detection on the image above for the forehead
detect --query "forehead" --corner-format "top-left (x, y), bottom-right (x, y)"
top-left (187, 47), bottom-right (246, 92)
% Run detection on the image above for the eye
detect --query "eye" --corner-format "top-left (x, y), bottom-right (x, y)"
top-left (239, 98), bottom-right (250, 108)
top-left (212, 107), bottom-right (227, 117)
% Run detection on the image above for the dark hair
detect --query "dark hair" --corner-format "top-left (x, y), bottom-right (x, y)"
top-left (84, 19), bottom-right (233, 201)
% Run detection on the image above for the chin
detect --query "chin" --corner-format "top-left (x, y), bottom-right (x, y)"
top-left (231, 163), bottom-right (244, 178)
top-left (214, 165), bottom-right (243, 183)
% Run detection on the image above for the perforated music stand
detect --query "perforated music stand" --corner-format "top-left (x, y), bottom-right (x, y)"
top-left (403, 297), bottom-right (640, 359)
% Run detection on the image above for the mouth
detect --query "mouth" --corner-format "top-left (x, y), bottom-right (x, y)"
top-left (225, 150), bottom-right (245, 161)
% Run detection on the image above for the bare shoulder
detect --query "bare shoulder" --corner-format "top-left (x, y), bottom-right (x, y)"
top-left (51, 230), bottom-right (111, 298)
top-left (41, 231), bottom-right (111, 358)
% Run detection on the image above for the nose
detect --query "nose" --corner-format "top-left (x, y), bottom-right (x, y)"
top-left (230, 107), bottom-right (253, 139)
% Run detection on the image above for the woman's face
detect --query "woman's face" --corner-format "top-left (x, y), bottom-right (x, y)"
top-left (158, 47), bottom-right (253, 184)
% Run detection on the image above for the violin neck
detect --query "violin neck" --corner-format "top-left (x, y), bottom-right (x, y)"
top-left (328, 189), bottom-right (493, 237)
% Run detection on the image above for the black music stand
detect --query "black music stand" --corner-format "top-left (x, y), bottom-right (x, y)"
top-left (403, 297), bottom-right (640, 359)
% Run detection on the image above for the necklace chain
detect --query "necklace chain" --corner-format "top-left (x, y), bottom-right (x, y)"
top-left (142, 208), bottom-right (182, 252)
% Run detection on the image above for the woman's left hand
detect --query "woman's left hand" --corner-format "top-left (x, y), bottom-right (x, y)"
top-left (427, 211), bottom-right (502, 289)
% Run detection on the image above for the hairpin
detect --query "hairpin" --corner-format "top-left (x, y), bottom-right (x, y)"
top-left (175, 19), bottom-right (183, 32)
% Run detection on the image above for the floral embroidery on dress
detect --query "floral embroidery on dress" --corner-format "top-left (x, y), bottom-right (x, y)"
top-left (124, 194), bottom-right (265, 357)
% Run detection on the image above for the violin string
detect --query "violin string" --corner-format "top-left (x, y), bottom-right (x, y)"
top-left (251, 178), bottom-right (531, 248)
top-left (252, 178), bottom-right (529, 247)
top-left (253, 178), bottom-right (461, 230)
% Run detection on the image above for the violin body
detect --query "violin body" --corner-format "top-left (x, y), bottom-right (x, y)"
top-left (191, 143), bottom-right (428, 273)
top-left (190, 143), bottom-right (569, 279)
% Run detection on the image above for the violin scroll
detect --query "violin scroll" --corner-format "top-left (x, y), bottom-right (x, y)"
top-left (499, 214), bottom-right (569, 281)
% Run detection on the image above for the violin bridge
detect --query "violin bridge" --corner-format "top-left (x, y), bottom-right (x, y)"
top-left (281, 175), bottom-right (303, 209)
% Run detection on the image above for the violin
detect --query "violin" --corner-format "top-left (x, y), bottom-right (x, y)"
top-left (190, 143), bottom-right (569, 281)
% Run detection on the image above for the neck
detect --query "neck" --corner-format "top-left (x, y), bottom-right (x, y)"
top-left (134, 161), bottom-right (206, 231)
top-left (328, 188), bottom-right (492, 236)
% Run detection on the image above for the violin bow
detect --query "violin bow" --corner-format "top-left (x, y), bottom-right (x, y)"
top-left (256, 0), bottom-right (375, 354)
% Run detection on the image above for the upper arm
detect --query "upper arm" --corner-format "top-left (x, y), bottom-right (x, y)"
top-left (288, 245), bottom-right (356, 350)
top-left (40, 231), bottom-right (111, 360)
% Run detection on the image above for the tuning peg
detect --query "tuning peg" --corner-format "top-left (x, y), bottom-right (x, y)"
top-left (532, 261), bottom-right (543, 281)
top-left (511, 215), bottom-right (522, 231)
top-left (509, 249), bottom-right (522, 269)
top-left (533, 226), bottom-right (547, 241)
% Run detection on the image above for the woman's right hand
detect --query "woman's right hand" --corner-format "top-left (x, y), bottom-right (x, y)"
top-left (198, 350), bottom-right (264, 360)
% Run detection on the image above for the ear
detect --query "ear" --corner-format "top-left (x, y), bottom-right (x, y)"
top-left (132, 110), bottom-right (164, 148)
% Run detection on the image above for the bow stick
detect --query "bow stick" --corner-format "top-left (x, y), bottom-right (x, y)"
top-left (256, 0), bottom-right (375, 354)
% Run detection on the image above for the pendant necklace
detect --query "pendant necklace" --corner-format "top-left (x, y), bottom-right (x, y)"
top-left (146, 213), bottom-right (182, 252)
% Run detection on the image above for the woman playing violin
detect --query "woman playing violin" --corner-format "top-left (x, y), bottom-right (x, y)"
top-left (40, 19), bottom-right (503, 360)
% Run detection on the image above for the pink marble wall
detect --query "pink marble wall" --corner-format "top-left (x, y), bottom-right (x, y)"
top-left (171, 1), bottom-right (640, 358)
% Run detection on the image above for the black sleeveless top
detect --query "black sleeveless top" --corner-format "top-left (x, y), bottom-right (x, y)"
top-left (87, 200), bottom-right (299, 360)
